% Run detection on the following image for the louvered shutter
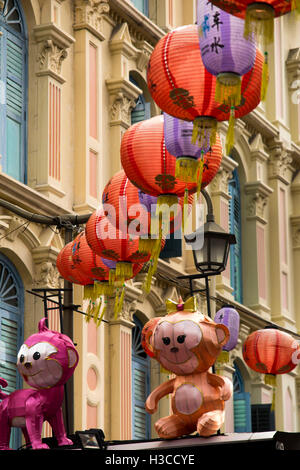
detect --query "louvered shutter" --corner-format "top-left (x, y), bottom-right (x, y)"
top-left (132, 317), bottom-right (151, 440)
top-left (0, 25), bottom-right (26, 183)
top-left (228, 169), bottom-right (243, 302)
top-left (234, 392), bottom-right (252, 433)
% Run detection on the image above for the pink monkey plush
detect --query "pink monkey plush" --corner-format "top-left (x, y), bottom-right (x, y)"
top-left (0, 318), bottom-right (79, 450)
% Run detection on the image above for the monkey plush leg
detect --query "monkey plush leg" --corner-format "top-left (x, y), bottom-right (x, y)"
top-left (155, 415), bottom-right (193, 439)
top-left (197, 410), bottom-right (225, 437)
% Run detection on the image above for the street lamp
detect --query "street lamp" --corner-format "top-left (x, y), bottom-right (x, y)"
top-left (184, 189), bottom-right (236, 277)
top-left (179, 189), bottom-right (236, 318)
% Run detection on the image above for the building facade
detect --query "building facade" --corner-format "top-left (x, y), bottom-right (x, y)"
top-left (0, 0), bottom-right (300, 447)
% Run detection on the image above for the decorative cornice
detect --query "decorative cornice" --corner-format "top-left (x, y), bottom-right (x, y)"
top-left (210, 155), bottom-right (238, 199)
top-left (73, 0), bottom-right (110, 40)
top-left (244, 181), bottom-right (273, 224)
top-left (267, 139), bottom-right (294, 185)
top-left (109, 22), bottom-right (137, 59)
top-left (135, 40), bottom-right (153, 72)
top-left (106, 78), bottom-right (142, 128)
top-left (34, 23), bottom-right (75, 84)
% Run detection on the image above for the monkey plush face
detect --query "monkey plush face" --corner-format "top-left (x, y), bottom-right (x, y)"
top-left (143, 311), bottom-right (229, 375)
top-left (17, 318), bottom-right (79, 390)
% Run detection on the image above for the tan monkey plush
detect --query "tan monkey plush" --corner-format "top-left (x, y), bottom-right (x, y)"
top-left (141, 299), bottom-right (233, 439)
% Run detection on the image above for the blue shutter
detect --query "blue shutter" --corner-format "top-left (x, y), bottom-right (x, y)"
top-left (0, 254), bottom-right (24, 449)
top-left (228, 169), bottom-right (243, 303)
top-left (159, 229), bottom-right (182, 259)
top-left (131, 0), bottom-right (149, 16)
top-left (0, 2), bottom-right (27, 184)
top-left (132, 316), bottom-right (151, 440)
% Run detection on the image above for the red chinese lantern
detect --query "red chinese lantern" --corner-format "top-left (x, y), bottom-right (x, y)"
top-left (85, 210), bottom-right (151, 282)
top-left (147, 24), bottom-right (263, 154)
top-left (208, 1), bottom-right (299, 45)
top-left (243, 328), bottom-right (300, 408)
top-left (56, 242), bottom-right (93, 288)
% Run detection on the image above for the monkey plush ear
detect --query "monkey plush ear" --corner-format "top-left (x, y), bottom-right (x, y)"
top-left (141, 317), bottom-right (161, 358)
top-left (67, 348), bottom-right (79, 368)
top-left (215, 323), bottom-right (230, 347)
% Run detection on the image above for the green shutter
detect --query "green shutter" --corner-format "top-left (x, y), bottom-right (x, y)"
top-left (234, 392), bottom-right (252, 433)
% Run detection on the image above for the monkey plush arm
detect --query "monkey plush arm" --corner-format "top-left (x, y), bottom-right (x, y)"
top-left (145, 378), bottom-right (176, 414)
top-left (207, 372), bottom-right (233, 401)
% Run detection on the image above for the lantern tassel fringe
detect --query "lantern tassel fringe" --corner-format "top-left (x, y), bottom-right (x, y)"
top-left (226, 107), bottom-right (235, 155)
top-left (191, 117), bottom-right (217, 148)
top-left (94, 281), bottom-right (115, 297)
top-left (291, 0), bottom-right (300, 13)
top-left (114, 285), bottom-right (125, 319)
top-left (216, 350), bottom-right (230, 364)
top-left (175, 157), bottom-right (199, 183)
top-left (138, 237), bottom-right (158, 255)
top-left (116, 262), bottom-right (133, 281)
top-left (197, 155), bottom-right (205, 200)
top-left (215, 75), bottom-right (241, 107)
top-left (244, 8), bottom-right (274, 45)
top-left (156, 194), bottom-right (178, 216)
top-left (261, 52), bottom-right (269, 101)
top-left (265, 374), bottom-right (276, 411)
top-left (143, 216), bottom-right (164, 294)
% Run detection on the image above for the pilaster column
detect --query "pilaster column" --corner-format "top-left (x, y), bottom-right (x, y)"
top-left (107, 284), bottom-right (141, 440)
top-left (73, 0), bottom-right (110, 213)
top-left (105, 22), bottom-right (141, 176)
top-left (291, 215), bottom-right (300, 333)
top-left (31, 21), bottom-right (74, 199)
top-left (243, 181), bottom-right (272, 318)
top-left (267, 139), bottom-right (295, 329)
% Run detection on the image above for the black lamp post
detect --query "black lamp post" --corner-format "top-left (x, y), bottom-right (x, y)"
top-left (179, 189), bottom-right (236, 317)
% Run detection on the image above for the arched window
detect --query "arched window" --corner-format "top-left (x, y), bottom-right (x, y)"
top-left (130, 76), bottom-right (151, 125)
top-left (0, 0), bottom-right (27, 183)
top-left (233, 362), bottom-right (251, 433)
top-left (0, 253), bottom-right (24, 448)
top-left (228, 169), bottom-right (243, 302)
top-left (132, 315), bottom-right (151, 440)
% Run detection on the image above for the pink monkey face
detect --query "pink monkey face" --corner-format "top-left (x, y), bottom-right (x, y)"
top-left (153, 319), bottom-right (202, 375)
top-left (17, 319), bottom-right (79, 390)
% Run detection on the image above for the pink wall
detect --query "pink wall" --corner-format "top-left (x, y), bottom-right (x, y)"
top-left (89, 150), bottom-right (98, 198)
top-left (220, 199), bottom-right (230, 280)
top-left (89, 42), bottom-right (98, 139)
top-left (49, 82), bottom-right (61, 180)
top-left (121, 329), bottom-right (132, 439)
top-left (256, 226), bottom-right (267, 301)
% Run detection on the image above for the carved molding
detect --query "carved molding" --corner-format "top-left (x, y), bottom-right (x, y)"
top-left (210, 155), bottom-right (238, 199)
top-left (73, 0), bottom-right (110, 40)
top-left (34, 23), bottom-right (75, 83)
top-left (291, 216), bottom-right (300, 250)
top-left (267, 139), bottom-right (294, 185)
top-left (244, 181), bottom-right (273, 224)
top-left (135, 39), bottom-right (153, 72)
top-left (106, 78), bottom-right (141, 128)
top-left (32, 246), bottom-right (61, 289)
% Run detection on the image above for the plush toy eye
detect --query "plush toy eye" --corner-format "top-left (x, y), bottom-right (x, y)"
top-left (162, 337), bottom-right (171, 345)
top-left (20, 354), bottom-right (25, 363)
top-left (33, 351), bottom-right (41, 360)
top-left (177, 335), bottom-right (186, 344)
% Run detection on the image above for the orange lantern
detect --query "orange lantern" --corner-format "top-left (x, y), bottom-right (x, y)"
top-left (147, 24), bottom-right (263, 154)
top-left (56, 242), bottom-right (93, 288)
top-left (243, 328), bottom-right (300, 408)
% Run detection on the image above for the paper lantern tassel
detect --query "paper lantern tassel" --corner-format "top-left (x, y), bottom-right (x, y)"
top-left (215, 73), bottom-right (242, 107)
top-left (191, 117), bottom-right (217, 148)
top-left (261, 52), bottom-right (269, 101)
top-left (244, 3), bottom-right (275, 45)
top-left (226, 107), bottom-right (235, 156)
top-left (114, 285), bottom-right (125, 319)
top-left (264, 374), bottom-right (276, 411)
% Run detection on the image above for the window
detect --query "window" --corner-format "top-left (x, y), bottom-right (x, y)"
top-left (130, 76), bottom-right (151, 125)
top-left (251, 404), bottom-right (275, 432)
top-left (228, 169), bottom-right (243, 302)
top-left (131, 0), bottom-right (149, 16)
top-left (0, 0), bottom-right (27, 183)
top-left (0, 253), bottom-right (24, 449)
top-left (233, 363), bottom-right (251, 433)
top-left (132, 315), bottom-right (151, 440)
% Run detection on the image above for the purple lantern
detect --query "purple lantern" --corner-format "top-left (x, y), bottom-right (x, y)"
top-left (164, 112), bottom-right (210, 190)
top-left (214, 305), bottom-right (240, 362)
top-left (197, 0), bottom-right (256, 108)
